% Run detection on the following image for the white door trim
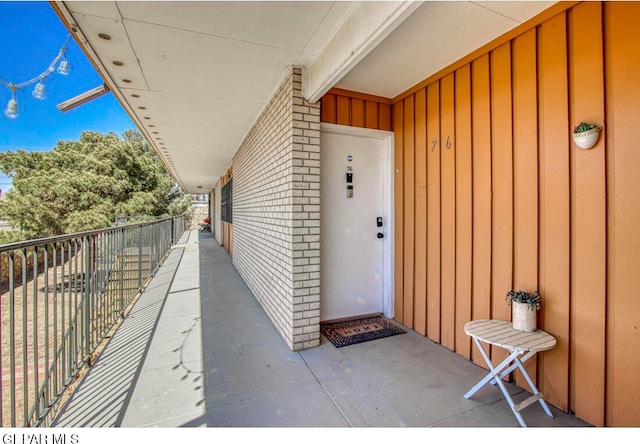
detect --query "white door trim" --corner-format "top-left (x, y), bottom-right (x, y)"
top-left (320, 123), bottom-right (395, 319)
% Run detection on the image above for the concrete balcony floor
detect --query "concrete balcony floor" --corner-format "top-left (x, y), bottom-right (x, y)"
top-left (53, 230), bottom-right (590, 429)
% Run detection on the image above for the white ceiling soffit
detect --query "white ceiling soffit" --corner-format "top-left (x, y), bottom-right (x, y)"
top-left (55, 1), bottom-right (364, 193)
top-left (335, 1), bottom-right (557, 99)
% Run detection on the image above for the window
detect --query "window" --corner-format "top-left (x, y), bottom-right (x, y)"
top-left (221, 178), bottom-right (232, 223)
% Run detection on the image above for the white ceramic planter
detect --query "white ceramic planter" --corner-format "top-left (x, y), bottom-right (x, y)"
top-left (573, 127), bottom-right (601, 150)
top-left (512, 301), bottom-right (537, 332)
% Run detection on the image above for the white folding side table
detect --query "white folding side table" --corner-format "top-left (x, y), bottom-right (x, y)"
top-left (463, 319), bottom-right (557, 427)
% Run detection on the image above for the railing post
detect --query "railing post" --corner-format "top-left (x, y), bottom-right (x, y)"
top-left (138, 225), bottom-right (143, 290)
top-left (119, 228), bottom-right (125, 319)
top-left (83, 236), bottom-right (91, 358)
top-left (42, 245), bottom-right (50, 417)
top-left (21, 248), bottom-right (28, 426)
top-left (8, 251), bottom-right (16, 427)
top-left (151, 222), bottom-right (155, 272)
top-left (52, 243), bottom-right (59, 407)
top-left (32, 246), bottom-right (40, 424)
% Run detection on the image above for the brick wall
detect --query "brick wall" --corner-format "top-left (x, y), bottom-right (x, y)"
top-left (232, 67), bottom-right (321, 350)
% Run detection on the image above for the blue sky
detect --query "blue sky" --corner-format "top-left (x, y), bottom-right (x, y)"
top-left (0, 1), bottom-right (136, 192)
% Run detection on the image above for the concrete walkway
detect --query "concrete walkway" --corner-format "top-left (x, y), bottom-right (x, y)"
top-left (54, 230), bottom-right (204, 427)
top-left (53, 230), bottom-right (591, 428)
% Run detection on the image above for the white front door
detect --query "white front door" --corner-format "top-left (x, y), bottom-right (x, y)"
top-left (320, 124), bottom-right (393, 322)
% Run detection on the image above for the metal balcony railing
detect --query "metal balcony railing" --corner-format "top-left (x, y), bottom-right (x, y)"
top-left (0, 215), bottom-right (186, 427)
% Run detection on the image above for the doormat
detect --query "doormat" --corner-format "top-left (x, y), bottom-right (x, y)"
top-left (320, 316), bottom-right (406, 348)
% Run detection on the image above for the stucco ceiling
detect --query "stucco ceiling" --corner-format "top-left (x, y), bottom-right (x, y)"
top-left (54, 1), bottom-right (555, 194)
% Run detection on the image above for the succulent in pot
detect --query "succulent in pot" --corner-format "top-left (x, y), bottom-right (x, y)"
top-left (572, 121), bottom-right (602, 149)
top-left (506, 290), bottom-right (541, 311)
top-left (506, 290), bottom-right (540, 332)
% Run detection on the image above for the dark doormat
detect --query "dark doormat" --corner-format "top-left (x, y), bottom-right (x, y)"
top-left (320, 316), bottom-right (407, 348)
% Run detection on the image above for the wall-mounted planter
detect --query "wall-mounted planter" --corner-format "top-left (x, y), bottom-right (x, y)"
top-left (572, 124), bottom-right (602, 150)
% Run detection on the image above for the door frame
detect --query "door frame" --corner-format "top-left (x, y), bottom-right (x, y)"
top-left (320, 123), bottom-right (395, 319)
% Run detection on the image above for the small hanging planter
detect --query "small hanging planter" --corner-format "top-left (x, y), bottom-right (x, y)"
top-left (572, 122), bottom-right (602, 150)
top-left (506, 290), bottom-right (541, 333)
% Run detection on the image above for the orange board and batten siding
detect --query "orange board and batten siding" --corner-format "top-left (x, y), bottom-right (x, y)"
top-left (389, 1), bottom-right (639, 427)
top-left (321, 88), bottom-right (392, 131)
top-left (319, 2), bottom-right (640, 426)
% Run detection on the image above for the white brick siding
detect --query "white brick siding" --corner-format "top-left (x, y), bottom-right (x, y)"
top-left (232, 67), bottom-right (320, 350)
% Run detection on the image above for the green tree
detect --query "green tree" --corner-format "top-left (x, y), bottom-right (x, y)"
top-left (0, 130), bottom-right (191, 240)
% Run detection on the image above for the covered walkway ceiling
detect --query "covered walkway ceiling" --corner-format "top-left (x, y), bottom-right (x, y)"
top-left (54, 1), bottom-right (554, 193)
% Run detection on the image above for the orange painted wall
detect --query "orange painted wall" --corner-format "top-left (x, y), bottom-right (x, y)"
top-left (388, 1), bottom-right (639, 427)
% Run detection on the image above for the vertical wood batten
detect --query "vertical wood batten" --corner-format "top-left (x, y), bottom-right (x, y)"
top-left (414, 89), bottom-right (428, 335)
top-left (365, 101), bottom-right (378, 129)
top-left (440, 73), bottom-right (456, 350)
top-left (511, 28), bottom-right (540, 390)
top-left (604, 1), bottom-right (640, 427)
top-left (454, 65), bottom-right (473, 359)
top-left (379, 104), bottom-right (392, 131)
top-left (537, 12), bottom-right (571, 409)
top-left (426, 82), bottom-right (441, 343)
top-left (403, 96), bottom-right (415, 328)
top-left (490, 42), bottom-right (514, 322)
top-left (321, 94), bottom-right (336, 124)
top-left (470, 54), bottom-right (493, 367)
top-left (490, 42), bottom-right (514, 370)
top-left (568, 1), bottom-right (606, 426)
top-left (336, 96), bottom-right (350, 126)
top-left (393, 102), bottom-right (405, 323)
top-left (351, 98), bottom-right (364, 127)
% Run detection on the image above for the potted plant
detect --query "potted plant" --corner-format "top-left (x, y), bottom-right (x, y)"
top-left (506, 290), bottom-right (541, 332)
top-left (572, 121), bottom-right (602, 150)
